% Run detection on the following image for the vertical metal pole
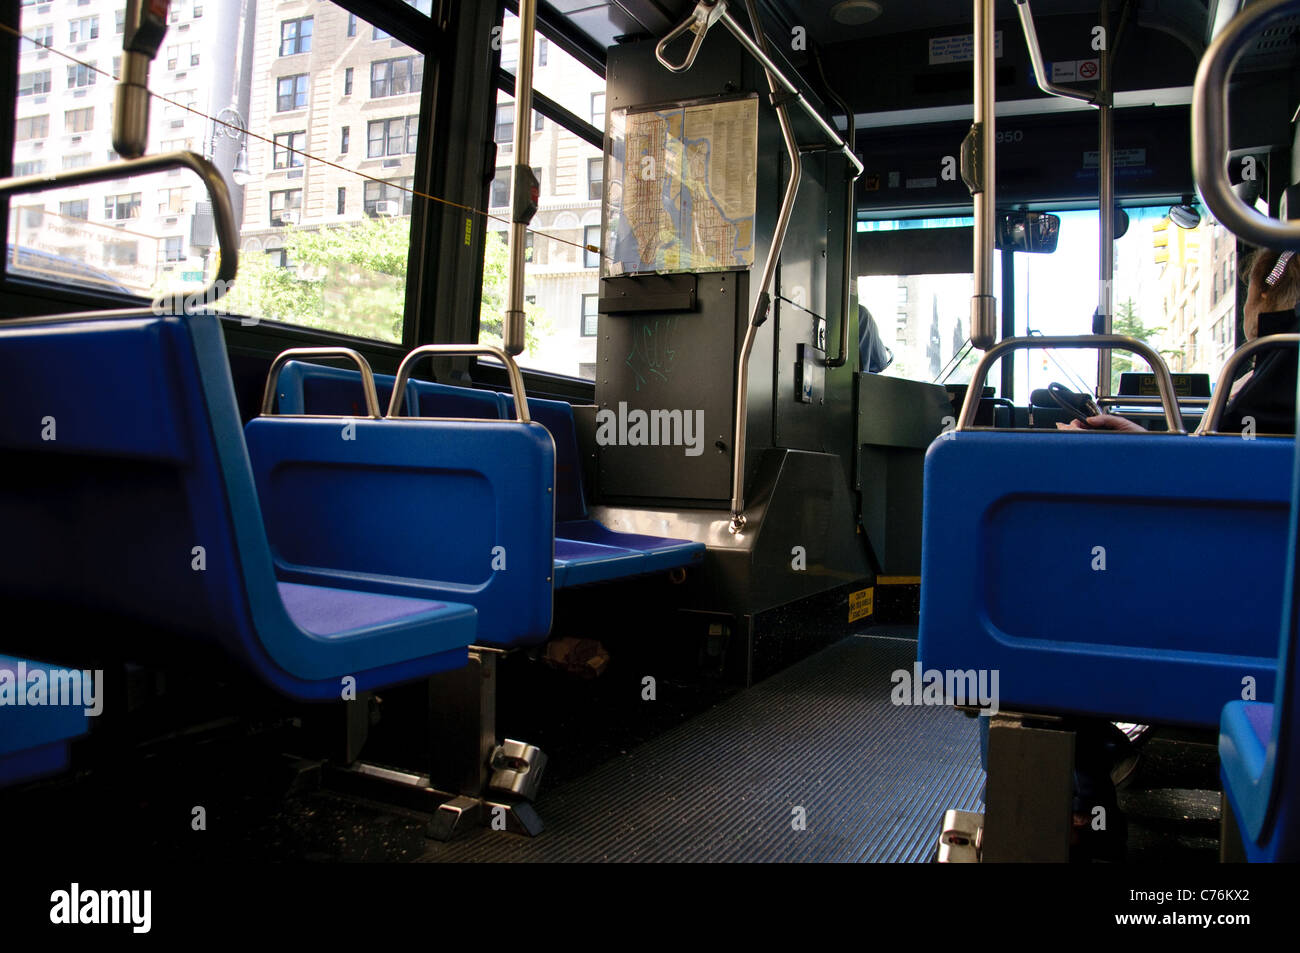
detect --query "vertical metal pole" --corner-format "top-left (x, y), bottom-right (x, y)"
top-left (970, 0), bottom-right (998, 349)
top-left (729, 0), bottom-right (802, 532)
top-left (1001, 248), bottom-right (1016, 398)
top-left (1096, 0), bottom-right (1114, 394)
top-left (504, 0), bottom-right (537, 356)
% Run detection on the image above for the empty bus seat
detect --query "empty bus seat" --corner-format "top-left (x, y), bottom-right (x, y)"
top-left (1220, 416), bottom-right (1300, 861)
top-left (244, 414), bottom-right (556, 648)
top-left (919, 431), bottom-right (1292, 727)
top-left (272, 362), bottom-right (705, 590)
top-left (0, 656), bottom-right (90, 786)
top-left (0, 313), bottom-right (474, 700)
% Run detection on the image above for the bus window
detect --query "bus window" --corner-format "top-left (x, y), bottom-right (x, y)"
top-left (6, 1), bottom-right (429, 345)
top-left (856, 218), bottom-right (1000, 391)
top-left (478, 14), bottom-right (605, 381)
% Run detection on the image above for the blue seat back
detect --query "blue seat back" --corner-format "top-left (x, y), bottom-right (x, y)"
top-left (0, 313), bottom-right (468, 699)
top-left (919, 432), bottom-right (1292, 726)
top-left (274, 361), bottom-right (590, 521)
top-left (273, 360), bottom-right (400, 417)
top-left (244, 416), bottom-right (555, 647)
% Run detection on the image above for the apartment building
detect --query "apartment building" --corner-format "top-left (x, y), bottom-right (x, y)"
top-left (9, 0), bottom-right (251, 293)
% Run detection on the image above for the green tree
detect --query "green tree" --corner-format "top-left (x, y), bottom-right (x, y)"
top-left (1109, 297), bottom-right (1168, 392)
top-left (225, 219), bottom-right (551, 351)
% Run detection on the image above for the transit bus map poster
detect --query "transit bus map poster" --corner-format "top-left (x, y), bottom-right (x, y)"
top-left (604, 95), bottom-right (758, 276)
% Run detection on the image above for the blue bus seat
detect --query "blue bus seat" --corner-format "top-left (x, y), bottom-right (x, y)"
top-left (1220, 412), bottom-right (1300, 860)
top-left (0, 656), bottom-right (90, 786)
top-left (273, 360), bottom-right (401, 417)
top-left (244, 415), bottom-right (555, 648)
top-left (272, 362), bottom-right (705, 589)
top-left (0, 313), bottom-right (474, 700)
top-left (919, 431), bottom-right (1292, 726)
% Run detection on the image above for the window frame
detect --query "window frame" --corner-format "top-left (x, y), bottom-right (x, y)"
top-left (279, 16), bottom-right (314, 57)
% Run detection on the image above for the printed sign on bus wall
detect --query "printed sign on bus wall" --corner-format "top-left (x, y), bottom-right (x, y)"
top-left (848, 587), bottom-right (874, 623)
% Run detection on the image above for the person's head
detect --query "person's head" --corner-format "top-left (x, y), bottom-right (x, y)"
top-left (1242, 247), bottom-right (1300, 340)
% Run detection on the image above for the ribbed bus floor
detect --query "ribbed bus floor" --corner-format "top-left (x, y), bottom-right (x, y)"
top-left (421, 630), bottom-right (985, 862)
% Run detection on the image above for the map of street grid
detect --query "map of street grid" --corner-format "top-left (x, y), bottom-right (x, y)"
top-left (609, 98), bottom-right (758, 273)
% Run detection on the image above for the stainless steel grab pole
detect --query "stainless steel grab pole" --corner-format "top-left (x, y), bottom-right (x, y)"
top-left (729, 0), bottom-right (801, 533)
top-left (1197, 334), bottom-right (1300, 434)
top-left (969, 0), bottom-right (997, 349)
top-left (1096, 0), bottom-right (1114, 396)
top-left (504, 0), bottom-right (537, 356)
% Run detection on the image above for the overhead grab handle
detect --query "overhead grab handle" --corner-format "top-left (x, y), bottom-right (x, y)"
top-left (956, 335), bottom-right (1186, 433)
top-left (655, 0), bottom-right (726, 73)
top-left (261, 348), bottom-right (383, 419)
top-left (0, 152), bottom-right (238, 303)
top-left (1197, 334), bottom-right (1300, 435)
top-left (1013, 0), bottom-right (1098, 106)
top-left (1193, 0), bottom-right (1300, 252)
top-left (388, 345), bottom-right (531, 423)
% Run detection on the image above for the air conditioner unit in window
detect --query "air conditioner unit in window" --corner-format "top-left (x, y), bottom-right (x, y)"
top-left (374, 200), bottom-right (400, 216)
top-left (276, 209), bottom-right (299, 225)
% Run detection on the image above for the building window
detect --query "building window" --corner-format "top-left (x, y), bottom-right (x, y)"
top-left (104, 193), bottom-right (141, 221)
top-left (490, 169), bottom-right (509, 208)
top-left (370, 57), bottom-right (422, 98)
top-left (21, 24), bottom-right (53, 51)
top-left (64, 107), bottom-right (94, 132)
top-left (344, 67), bottom-right (353, 95)
top-left (584, 225), bottom-right (600, 268)
top-left (587, 157), bottom-right (603, 202)
top-left (276, 74), bottom-right (309, 112)
top-left (340, 126), bottom-right (350, 153)
top-left (158, 187), bottom-right (189, 215)
top-left (67, 62), bottom-right (98, 89)
top-left (273, 130), bottom-right (306, 169)
top-left (106, 241), bottom-right (138, 266)
top-left (166, 43), bottom-right (200, 70)
top-left (163, 236), bottom-right (185, 262)
top-left (267, 248), bottom-right (292, 269)
top-left (12, 161), bottom-right (45, 176)
top-left (366, 116), bottom-right (418, 158)
top-left (538, 37), bottom-right (549, 67)
top-left (59, 199), bottom-right (89, 221)
top-left (590, 92), bottom-right (605, 129)
top-left (280, 17), bottom-right (313, 56)
top-left (115, 8), bottom-right (125, 34)
top-left (337, 187), bottom-right (347, 215)
top-left (193, 4), bottom-right (203, 18)
top-left (62, 153), bottom-right (92, 170)
top-left (363, 178), bottom-right (413, 216)
top-left (68, 16), bottom-right (99, 44)
top-left (494, 104), bottom-right (514, 143)
top-left (347, 14), bottom-right (357, 37)
top-left (269, 189), bottom-right (303, 226)
top-left (18, 71), bottom-right (53, 97)
top-left (581, 294), bottom-right (599, 336)
top-left (501, 40), bottom-right (518, 71)
top-left (15, 115), bottom-right (49, 141)
top-left (534, 112), bottom-right (545, 131)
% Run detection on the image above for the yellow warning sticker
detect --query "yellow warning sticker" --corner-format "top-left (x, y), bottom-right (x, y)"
top-left (848, 586), bottom-right (874, 623)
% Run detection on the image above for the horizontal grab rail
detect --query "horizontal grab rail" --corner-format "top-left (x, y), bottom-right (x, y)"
top-left (1197, 333), bottom-right (1300, 435)
top-left (388, 345), bottom-right (531, 423)
top-left (0, 151), bottom-right (239, 304)
top-left (260, 348), bottom-right (382, 418)
top-left (957, 335), bottom-right (1185, 433)
top-left (1192, 0), bottom-right (1300, 251)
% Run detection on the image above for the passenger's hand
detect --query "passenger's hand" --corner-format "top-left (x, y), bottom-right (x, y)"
top-left (1054, 414), bottom-right (1146, 433)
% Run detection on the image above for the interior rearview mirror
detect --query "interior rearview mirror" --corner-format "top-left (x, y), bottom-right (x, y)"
top-left (995, 211), bottom-right (1060, 254)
